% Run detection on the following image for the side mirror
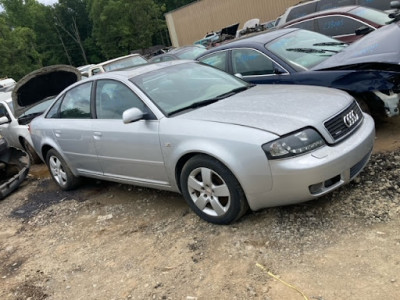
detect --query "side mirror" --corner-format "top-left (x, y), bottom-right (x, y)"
top-left (0, 116), bottom-right (10, 125)
top-left (355, 26), bottom-right (373, 36)
top-left (234, 73), bottom-right (243, 79)
top-left (122, 107), bottom-right (144, 124)
top-left (391, 1), bottom-right (400, 9)
top-left (274, 67), bottom-right (286, 75)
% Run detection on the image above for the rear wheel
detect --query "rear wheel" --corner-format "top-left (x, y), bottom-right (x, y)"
top-left (180, 155), bottom-right (248, 224)
top-left (46, 149), bottom-right (81, 190)
top-left (22, 139), bottom-right (41, 165)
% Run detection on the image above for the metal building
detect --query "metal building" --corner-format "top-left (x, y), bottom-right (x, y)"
top-left (165, 0), bottom-right (300, 46)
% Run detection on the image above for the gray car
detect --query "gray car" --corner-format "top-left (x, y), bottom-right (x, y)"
top-left (29, 61), bottom-right (375, 224)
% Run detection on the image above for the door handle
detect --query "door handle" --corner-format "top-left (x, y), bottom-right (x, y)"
top-left (93, 131), bottom-right (102, 139)
top-left (54, 129), bottom-right (61, 138)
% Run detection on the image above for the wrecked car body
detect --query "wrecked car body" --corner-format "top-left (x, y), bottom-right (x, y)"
top-left (0, 138), bottom-right (29, 200)
top-left (197, 26), bottom-right (400, 118)
top-left (0, 65), bottom-right (81, 163)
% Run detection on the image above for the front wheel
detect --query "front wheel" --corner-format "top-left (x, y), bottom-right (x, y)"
top-left (46, 149), bottom-right (81, 190)
top-left (180, 155), bottom-right (248, 224)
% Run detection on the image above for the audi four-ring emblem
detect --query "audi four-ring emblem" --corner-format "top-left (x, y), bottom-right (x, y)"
top-left (343, 110), bottom-right (359, 128)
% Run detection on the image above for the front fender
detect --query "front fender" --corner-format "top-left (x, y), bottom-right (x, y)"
top-left (159, 122), bottom-right (277, 200)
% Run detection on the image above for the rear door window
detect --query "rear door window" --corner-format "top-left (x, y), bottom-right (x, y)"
top-left (287, 2), bottom-right (318, 22)
top-left (59, 82), bottom-right (92, 119)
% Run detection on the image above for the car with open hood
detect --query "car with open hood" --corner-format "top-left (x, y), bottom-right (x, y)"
top-left (197, 25), bottom-right (400, 118)
top-left (0, 65), bottom-right (81, 163)
top-left (29, 60), bottom-right (374, 224)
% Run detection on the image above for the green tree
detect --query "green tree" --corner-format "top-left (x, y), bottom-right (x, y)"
top-left (0, 15), bottom-right (41, 79)
top-left (0, 0), bottom-right (65, 67)
top-left (53, 0), bottom-right (93, 66)
top-left (88, 0), bottom-right (161, 58)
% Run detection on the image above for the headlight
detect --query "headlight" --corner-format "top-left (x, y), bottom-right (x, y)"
top-left (262, 128), bottom-right (325, 159)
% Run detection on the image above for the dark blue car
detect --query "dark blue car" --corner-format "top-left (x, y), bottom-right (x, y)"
top-left (197, 26), bottom-right (400, 118)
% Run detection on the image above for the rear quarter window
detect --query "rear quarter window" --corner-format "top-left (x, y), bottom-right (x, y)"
top-left (287, 2), bottom-right (318, 22)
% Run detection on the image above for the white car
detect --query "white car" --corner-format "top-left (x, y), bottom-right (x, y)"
top-left (87, 54), bottom-right (148, 76)
top-left (0, 93), bottom-right (53, 163)
top-left (0, 65), bottom-right (81, 163)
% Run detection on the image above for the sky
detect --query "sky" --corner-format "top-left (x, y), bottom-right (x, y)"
top-left (0, 0), bottom-right (58, 12)
top-left (38, 0), bottom-right (58, 5)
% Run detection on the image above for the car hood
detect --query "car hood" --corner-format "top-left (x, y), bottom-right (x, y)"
top-left (181, 85), bottom-right (352, 136)
top-left (313, 22), bottom-right (400, 70)
top-left (12, 65), bottom-right (81, 118)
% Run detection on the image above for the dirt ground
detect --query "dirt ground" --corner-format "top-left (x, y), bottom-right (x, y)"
top-left (1, 117), bottom-right (400, 300)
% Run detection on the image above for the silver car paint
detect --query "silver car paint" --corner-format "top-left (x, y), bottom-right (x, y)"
top-left (30, 61), bottom-right (375, 211)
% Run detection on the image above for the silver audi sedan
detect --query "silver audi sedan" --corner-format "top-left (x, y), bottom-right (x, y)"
top-left (30, 60), bottom-right (375, 224)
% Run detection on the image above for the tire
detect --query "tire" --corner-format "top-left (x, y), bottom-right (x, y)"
top-left (180, 155), bottom-right (249, 224)
top-left (0, 138), bottom-right (8, 155)
top-left (356, 97), bottom-right (371, 115)
top-left (46, 149), bottom-right (81, 190)
top-left (22, 139), bottom-right (42, 165)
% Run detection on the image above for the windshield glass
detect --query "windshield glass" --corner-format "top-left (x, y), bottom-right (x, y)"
top-left (103, 56), bottom-right (147, 71)
top-left (21, 97), bottom-right (55, 117)
top-left (265, 30), bottom-right (347, 70)
top-left (351, 7), bottom-right (392, 25)
top-left (130, 63), bottom-right (248, 116)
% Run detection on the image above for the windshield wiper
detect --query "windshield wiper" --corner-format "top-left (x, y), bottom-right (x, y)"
top-left (168, 86), bottom-right (252, 116)
top-left (313, 42), bottom-right (347, 46)
top-left (211, 86), bottom-right (252, 100)
top-left (286, 47), bottom-right (339, 54)
top-left (168, 99), bottom-right (220, 116)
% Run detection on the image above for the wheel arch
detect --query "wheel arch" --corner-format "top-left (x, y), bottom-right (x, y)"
top-left (41, 144), bottom-right (54, 163)
top-left (175, 152), bottom-right (205, 192)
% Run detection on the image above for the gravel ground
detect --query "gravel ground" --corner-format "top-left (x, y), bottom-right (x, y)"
top-left (0, 146), bottom-right (399, 299)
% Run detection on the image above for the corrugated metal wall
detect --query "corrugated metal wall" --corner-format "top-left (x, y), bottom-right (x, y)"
top-left (165, 0), bottom-right (301, 46)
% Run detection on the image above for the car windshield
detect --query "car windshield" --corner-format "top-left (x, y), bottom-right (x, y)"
top-left (103, 56), bottom-right (147, 71)
top-left (130, 63), bottom-right (249, 116)
top-left (21, 97), bottom-right (55, 117)
top-left (265, 30), bottom-right (347, 70)
top-left (351, 7), bottom-right (392, 26)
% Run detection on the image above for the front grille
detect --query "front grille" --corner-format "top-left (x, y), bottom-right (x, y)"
top-left (324, 101), bottom-right (363, 142)
top-left (350, 150), bottom-right (372, 179)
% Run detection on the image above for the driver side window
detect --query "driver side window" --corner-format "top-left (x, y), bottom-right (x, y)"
top-left (95, 80), bottom-right (145, 119)
top-left (232, 49), bottom-right (275, 76)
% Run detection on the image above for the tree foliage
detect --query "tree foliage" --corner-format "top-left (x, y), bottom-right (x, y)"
top-left (88, 0), bottom-right (162, 58)
top-left (0, 0), bottom-right (196, 80)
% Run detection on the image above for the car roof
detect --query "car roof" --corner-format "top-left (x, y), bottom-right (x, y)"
top-left (197, 28), bottom-right (299, 54)
top-left (94, 53), bottom-right (144, 67)
top-left (168, 45), bottom-right (205, 54)
top-left (281, 5), bottom-right (381, 27)
top-left (86, 60), bottom-right (195, 80)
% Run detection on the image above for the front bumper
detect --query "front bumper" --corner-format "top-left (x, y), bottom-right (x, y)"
top-left (246, 113), bottom-right (375, 211)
